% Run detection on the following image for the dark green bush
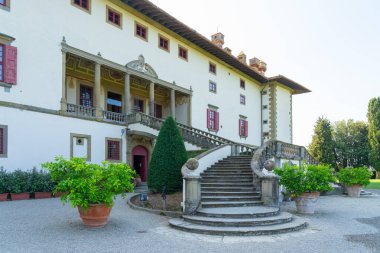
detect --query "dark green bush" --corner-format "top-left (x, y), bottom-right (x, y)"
top-left (337, 167), bottom-right (372, 186)
top-left (29, 168), bottom-right (56, 193)
top-left (274, 163), bottom-right (335, 196)
top-left (42, 157), bottom-right (135, 209)
top-left (8, 170), bottom-right (30, 194)
top-left (148, 117), bottom-right (187, 193)
top-left (0, 168), bottom-right (10, 194)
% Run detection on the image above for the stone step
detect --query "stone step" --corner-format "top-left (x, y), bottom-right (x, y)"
top-left (201, 172), bottom-right (253, 176)
top-left (205, 169), bottom-right (252, 173)
top-left (182, 212), bottom-right (293, 227)
top-left (201, 179), bottom-right (253, 183)
top-left (169, 217), bottom-right (307, 236)
top-left (202, 175), bottom-right (253, 179)
top-left (201, 196), bottom-right (261, 202)
top-left (201, 182), bottom-right (254, 187)
top-left (201, 191), bottom-right (261, 197)
top-left (201, 201), bottom-right (264, 208)
top-left (214, 163), bottom-right (251, 166)
top-left (196, 206), bottom-right (280, 218)
top-left (201, 187), bottom-right (256, 192)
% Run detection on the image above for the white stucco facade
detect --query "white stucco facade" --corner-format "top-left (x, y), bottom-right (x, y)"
top-left (0, 0), bottom-right (307, 171)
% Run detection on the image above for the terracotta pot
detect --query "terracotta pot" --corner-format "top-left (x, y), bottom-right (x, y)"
top-left (10, 192), bottom-right (30, 201)
top-left (77, 204), bottom-right (112, 228)
top-left (34, 192), bottom-right (52, 199)
top-left (0, 193), bottom-right (8, 201)
top-left (346, 184), bottom-right (362, 198)
top-left (294, 192), bottom-right (320, 214)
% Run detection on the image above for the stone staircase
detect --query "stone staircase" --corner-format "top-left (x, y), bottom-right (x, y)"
top-left (169, 155), bottom-right (307, 236)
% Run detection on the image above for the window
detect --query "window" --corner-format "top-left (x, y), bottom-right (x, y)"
top-left (207, 109), bottom-right (219, 131)
top-left (240, 95), bottom-right (246, 105)
top-left (209, 62), bottom-right (216, 74)
top-left (79, 85), bottom-right (93, 107)
top-left (0, 0), bottom-right (5, 6)
top-left (239, 119), bottom-right (248, 137)
top-left (240, 79), bottom-right (245, 89)
top-left (134, 98), bottom-right (144, 112)
top-left (263, 120), bottom-right (268, 124)
top-left (154, 104), bottom-right (163, 118)
top-left (106, 139), bottom-right (121, 161)
top-left (135, 22), bottom-right (147, 40)
top-left (0, 125), bottom-right (7, 158)
top-left (107, 7), bottom-right (122, 28)
top-left (209, 81), bottom-right (217, 93)
top-left (107, 92), bottom-right (122, 113)
top-left (0, 44), bottom-right (17, 85)
top-left (158, 35), bottom-right (169, 51)
top-left (263, 105), bottom-right (268, 110)
top-left (178, 46), bottom-right (188, 61)
top-left (72, 0), bottom-right (90, 11)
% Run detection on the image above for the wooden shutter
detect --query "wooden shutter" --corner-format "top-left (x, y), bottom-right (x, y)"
top-left (244, 120), bottom-right (248, 137)
top-left (0, 128), bottom-right (3, 154)
top-left (4, 45), bottom-right (17, 85)
top-left (206, 109), bottom-right (210, 129)
top-left (215, 112), bottom-right (219, 131)
top-left (239, 119), bottom-right (243, 136)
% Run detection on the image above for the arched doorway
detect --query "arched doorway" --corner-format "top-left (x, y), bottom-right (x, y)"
top-left (131, 145), bottom-right (148, 182)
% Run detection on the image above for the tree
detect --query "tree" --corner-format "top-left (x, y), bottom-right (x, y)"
top-left (368, 97), bottom-right (380, 179)
top-left (309, 117), bottom-right (336, 166)
top-left (333, 120), bottom-right (369, 169)
top-left (148, 117), bottom-right (188, 193)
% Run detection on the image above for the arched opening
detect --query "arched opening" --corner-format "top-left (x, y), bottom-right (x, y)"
top-left (131, 145), bottom-right (149, 182)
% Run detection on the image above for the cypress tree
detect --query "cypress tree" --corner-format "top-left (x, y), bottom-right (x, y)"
top-left (309, 117), bottom-right (336, 166)
top-left (367, 97), bottom-right (380, 179)
top-left (148, 117), bottom-right (187, 193)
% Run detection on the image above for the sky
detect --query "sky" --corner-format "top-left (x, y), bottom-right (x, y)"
top-left (150, 0), bottom-right (380, 147)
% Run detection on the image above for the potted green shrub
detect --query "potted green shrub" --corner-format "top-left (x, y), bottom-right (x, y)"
top-left (42, 157), bottom-right (135, 227)
top-left (134, 173), bottom-right (142, 187)
top-left (0, 168), bottom-right (9, 201)
top-left (274, 163), bottom-right (335, 214)
top-left (337, 167), bottom-right (372, 197)
top-left (29, 169), bottom-right (55, 199)
top-left (9, 170), bottom-right (30, 201)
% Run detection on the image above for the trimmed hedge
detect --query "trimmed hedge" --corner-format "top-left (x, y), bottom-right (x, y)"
top-left (337, 167), bottom-right (372, 186)
top-left (148, 117), bottom-right (187, 193)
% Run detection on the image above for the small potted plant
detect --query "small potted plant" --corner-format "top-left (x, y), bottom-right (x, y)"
top-left (0, 168), bottom-right (9, 201)
top-left (42, 156), bottom-right (135, 227)
top-left (134, 173), bottom-right (142, 187)
top-left (274, 163), bottom-right (335, 214)
top-left (337, 167), bottom-right (372, 197)
top-left (9, 170), bottom-right (30, 201)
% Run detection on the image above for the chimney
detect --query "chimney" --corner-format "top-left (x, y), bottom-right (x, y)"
top-left (237, 51), bottom-right (247, 64)
top-left (224, 47), bottom-right (232, 54)
top-left (249, 57), bottom-right (267, 75)
top-left (211, 32), bottom-right (225, 48)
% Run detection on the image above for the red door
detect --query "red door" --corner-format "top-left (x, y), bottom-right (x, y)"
top-left (132, 146), bottom-right (148, 182)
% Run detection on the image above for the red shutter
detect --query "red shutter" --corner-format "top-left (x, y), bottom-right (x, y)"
top-left (238, 119), bottom-right (242, 136)
top-left (245, 120), bottom-right (248, 137)
top-left (4, 45), bottom-right (17, 85)
top-left (0, 128), bottom-right (3, 154)
top-left (215, 112), bottom-right (219, 131)
top-left (206, 109), bottom-right (210, 129)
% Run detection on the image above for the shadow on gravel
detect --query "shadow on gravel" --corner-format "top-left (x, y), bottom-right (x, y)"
top-left (345, 216), bottom-right (380, 251)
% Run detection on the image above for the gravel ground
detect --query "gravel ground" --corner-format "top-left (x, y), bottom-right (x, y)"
top-left (1, 193), bottom-right (379, 253)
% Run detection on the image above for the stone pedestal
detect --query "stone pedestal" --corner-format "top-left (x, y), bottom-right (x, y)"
top-left (261, 176), bottom-right (280, 207)
top-left (183, 176), bottom-right (201, 215)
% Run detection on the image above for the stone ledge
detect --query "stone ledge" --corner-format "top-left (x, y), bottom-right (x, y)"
top-left (127, 193), bottom-right (182, 218)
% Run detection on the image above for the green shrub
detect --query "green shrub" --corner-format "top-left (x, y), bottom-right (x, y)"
top-left (29, 168), bottom-right (56, 193)
top-left (0, 168), bottom-right (10, 194)
top-left (148, 117), bottom-right (187, 193)
top-left (337, 167), bottom-right (372, 186)
top-left (8, 170), bottom-right (30, 193)
top-left (42, 157), bottom-right (135, 209)
top-left (274, 163), bottom-right (335, 196)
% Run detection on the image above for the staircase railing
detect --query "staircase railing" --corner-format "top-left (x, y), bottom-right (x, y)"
top-left (127, 112), bottom-right (257, 153)
top-left (250, 140), bottom-right (318, 207)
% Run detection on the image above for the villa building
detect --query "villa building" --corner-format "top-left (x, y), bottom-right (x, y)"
top-left (0, 0), bottom-right (310, 181)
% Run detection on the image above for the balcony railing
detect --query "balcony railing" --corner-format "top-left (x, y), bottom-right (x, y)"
top-left (103, 110), bottom-right (127, 123)
top-left (66, 103), bottom-right (96, 118)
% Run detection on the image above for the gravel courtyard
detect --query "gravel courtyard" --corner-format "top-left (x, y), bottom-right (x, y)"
top-left (1, 192), bottom-right (379, 253)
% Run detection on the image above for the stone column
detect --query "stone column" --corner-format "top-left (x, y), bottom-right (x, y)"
top-left (183, 176), bottom-right (201, 214)
top-left (124, 73), bottom-right (131, 114)
top-left (261, 176), bottom-right (280, 207)
top-left (170, 89), bottom-right (175, 118)
top-left (149, 82), bottom-right (155, 116)
top-left (94, 62), bottom-right (102, 118)
top-left (60, 51), bottom-right (67, 112)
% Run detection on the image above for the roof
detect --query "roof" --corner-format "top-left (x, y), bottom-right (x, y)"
top-left (120, 0), bottom-right (311, 94)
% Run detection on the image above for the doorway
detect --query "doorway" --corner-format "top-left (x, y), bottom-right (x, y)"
top-left (132, 146), bottom-right (148, 182)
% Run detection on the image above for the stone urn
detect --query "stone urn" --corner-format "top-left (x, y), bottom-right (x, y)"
top-left (346, 184), bottom-right (362, 198)
top-left (294, 192), bottom-right (320, 214)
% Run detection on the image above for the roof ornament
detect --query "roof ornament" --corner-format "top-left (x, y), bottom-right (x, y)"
top-left (126, 54), bottom-right (158, 79)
